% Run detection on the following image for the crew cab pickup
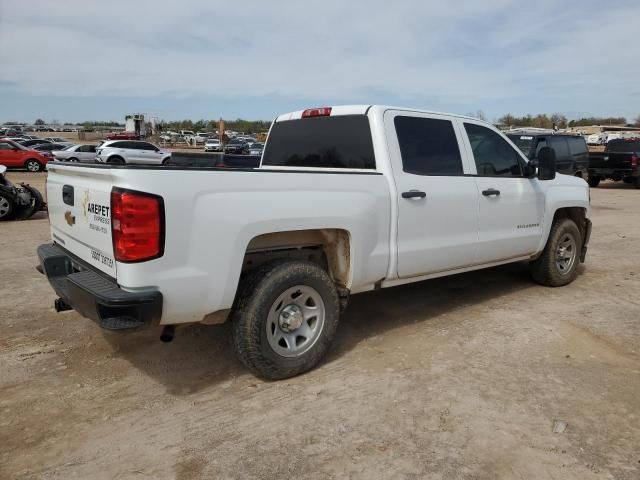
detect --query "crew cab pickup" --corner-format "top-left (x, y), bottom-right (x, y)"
top-left (38, 105), bottom-right (592, 379)
top-left (588, 138), bottom-right (640, 188)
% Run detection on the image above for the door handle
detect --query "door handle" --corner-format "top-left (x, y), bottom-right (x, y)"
top-left (482, 188), bottom-right (500, 197)
top-left (402, 190), bottom-right (426, 199)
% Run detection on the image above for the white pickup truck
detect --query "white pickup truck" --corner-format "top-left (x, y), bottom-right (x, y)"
top-left (38, 105), bottom-right (592, 379)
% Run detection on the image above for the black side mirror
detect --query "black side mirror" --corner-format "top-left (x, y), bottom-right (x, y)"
top-left (537, 147), bottom-right (556, 180)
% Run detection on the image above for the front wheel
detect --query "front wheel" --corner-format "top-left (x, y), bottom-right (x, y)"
top-left (231, 260), bottom-right (340, 380)
top-left (530, 218), bottom-right (582, 287)
top-left (587, 176), bottom-right (600, 188)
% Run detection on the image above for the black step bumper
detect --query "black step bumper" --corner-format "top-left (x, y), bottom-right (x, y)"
top-left (37, 243), bottom-right (162, 331)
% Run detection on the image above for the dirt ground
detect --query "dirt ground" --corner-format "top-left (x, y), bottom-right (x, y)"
top-left (1, 171), bottom-right (638, 480)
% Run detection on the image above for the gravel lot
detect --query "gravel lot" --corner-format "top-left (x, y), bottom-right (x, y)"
top-left (1, 171), bottom-right (638, 480)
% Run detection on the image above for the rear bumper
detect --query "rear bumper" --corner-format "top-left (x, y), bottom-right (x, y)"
top-left (37, 243), bottom-right (162, 331)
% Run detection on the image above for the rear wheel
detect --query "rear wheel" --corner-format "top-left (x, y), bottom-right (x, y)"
top-left (635, 177), bottom-right (640, 189)
top-left (0, 192), bottom-right (14, 220)
top-left (587, 176), bottom-right (600, 188)
top-left (67, 157), bottom-right (79, 162)
top-left (530, 218), bottom-right (582, 287)
top-left (232, 260), bottom-right (340, 380)
top-left (24, 159), bottom-right (42, 172)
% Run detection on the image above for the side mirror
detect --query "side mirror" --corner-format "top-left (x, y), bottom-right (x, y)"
top-left (537, 147), bottom-right (556, 181)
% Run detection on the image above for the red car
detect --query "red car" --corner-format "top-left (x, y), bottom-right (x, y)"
top-left (0, 139), bottom-right (51, 172)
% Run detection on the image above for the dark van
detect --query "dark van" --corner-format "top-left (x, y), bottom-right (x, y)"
top-left (507, 133), bottom-right (589, 177)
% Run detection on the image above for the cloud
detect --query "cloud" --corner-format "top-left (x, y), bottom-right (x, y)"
top-left (1, 0), bottom-right (639, 120)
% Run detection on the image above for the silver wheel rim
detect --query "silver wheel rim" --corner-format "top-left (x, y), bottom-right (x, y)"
top-left (0, 197), bottom-right (10, 217)
top-left (266, 285), bottom-right (325, 358)
top-left (26, 161), bottom-right (39, 171)
top-left (555, 233), bottom-right (577, 275)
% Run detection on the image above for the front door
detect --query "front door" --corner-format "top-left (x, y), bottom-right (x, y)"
top-left (460, 121), bottom-right (545, 264)
top-left (385, 111), bottom-right (479, 278)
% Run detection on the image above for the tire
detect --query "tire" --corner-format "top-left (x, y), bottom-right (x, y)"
top-left (530, 218), bottom-right (582, 287)
top-left (0, 192), bottom-right (14, 221)
top-left (24, 159), bottom-right (42, 172)
top-left (635, 177), bottom-right (640, 190)
top-left (231, 260), bottom-right (340, 380)
top-left (107, 156), bottom-right (125, 165)
top-left (622, 177), bottom-right (633, 184)
top-left (67, 157), bottom-right (79, 163)
top-left (14, 185), bottom-right (43, 220)
top-left (162, 157), bottom-right (171, 165)
top-left (587, 176), bottom-right (600, 188)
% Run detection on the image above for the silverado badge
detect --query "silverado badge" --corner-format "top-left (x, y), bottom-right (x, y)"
top-left (64, 211), bottom-right (76, 226)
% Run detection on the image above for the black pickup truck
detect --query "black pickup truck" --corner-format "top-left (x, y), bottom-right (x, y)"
top-left (588, 139), bottom-right (640, 188)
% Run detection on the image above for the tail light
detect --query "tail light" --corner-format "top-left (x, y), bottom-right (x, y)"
top-left (302, 107), bottom-right (332, 118)
top-left (111, 188), bottom-right (164, 262)
top-left (632, 153), bottom-right (638, 168)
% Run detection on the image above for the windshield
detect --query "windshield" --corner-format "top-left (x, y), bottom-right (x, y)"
top-left (507, 135), bottom-right (534, 155)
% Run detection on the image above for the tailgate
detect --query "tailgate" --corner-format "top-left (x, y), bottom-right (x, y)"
top-left (46, 164), bottom-right (117, 277)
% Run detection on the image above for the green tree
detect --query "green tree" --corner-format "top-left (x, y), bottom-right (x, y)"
top-left (34, 118), bottom-right (45, 125)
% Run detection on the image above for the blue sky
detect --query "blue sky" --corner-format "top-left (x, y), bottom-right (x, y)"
top-left (1, 0), bottom-right (639, 123)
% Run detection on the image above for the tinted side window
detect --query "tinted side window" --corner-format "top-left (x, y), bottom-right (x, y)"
top-left (109, 141), bottom-right (125, 148)
top-left (394, 116), bottom-right (463, 175)
top-left (567, 137), bottom-right (587, 155)
top-left (139, 142), bottom-right (157, 151)
top-left (548, 137), bottom-right (569, 158)
top-left (262, 115), bottom-right (375, 169)
top-left (464, 123), bottom-right (523, 177)
top-left (0, 142), bottom-right (12, 150)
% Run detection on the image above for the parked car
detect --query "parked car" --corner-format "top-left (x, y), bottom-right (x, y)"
top-left (224, 138), bottom-right (249, 154)
top-left (588, 138), bottom-right (640, 188)
top-left (38, 105), bottom-right (591, 379)
top-left (95, 140), bottom-right (171, 165)
top-left (19, 139), bottom-right (52, 148)
top-left (507, 133), bottom-right (589, 177)
top-left (53, 144), bottom-right (98, 162)
top-left (43, 137), bottom-right (73, 145)
top-left (106, 132), bottom-right (140, 141)
top-left (586, 133), bottom-right (607, 145)
top-left (0, 139), bottom-right (50, 171)
top-left (247, 142), bottom-right (264, 156)
top-left (34, 143), bottom-right (70, 153)
top-left (204, 138), bottom-right (223, 152)
top-left (604, 133), bottom-right (622, 144)
top-left (0, 165), bottom-right (44, 220)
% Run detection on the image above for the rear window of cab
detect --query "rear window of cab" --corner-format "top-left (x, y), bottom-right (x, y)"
top-left (262, 115), bottom-right (376, 169)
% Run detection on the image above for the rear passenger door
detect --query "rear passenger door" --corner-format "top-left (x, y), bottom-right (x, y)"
top-left (460, 121), bottom-right (545, 264)
top-left (385, 111), bottom-right (479, 278)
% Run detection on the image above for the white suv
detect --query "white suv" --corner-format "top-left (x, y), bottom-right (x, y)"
top-left (95, 140), bottom-right (171, 165)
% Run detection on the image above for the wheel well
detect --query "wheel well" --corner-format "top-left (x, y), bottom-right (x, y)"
top-left (242, 229), bottom-right (351, 289)
top-left (553, 207), bottom-right (587, 237)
